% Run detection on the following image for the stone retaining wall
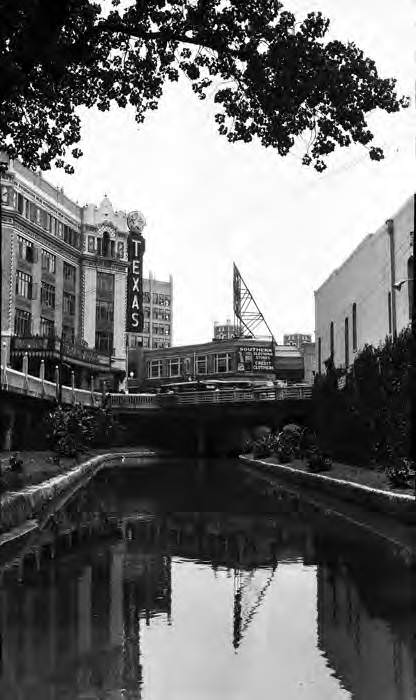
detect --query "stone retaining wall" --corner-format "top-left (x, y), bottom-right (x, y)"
top-left (0, 451), bottom-right (157, 538)
top-left (239, 455), bottom-right (415, 523)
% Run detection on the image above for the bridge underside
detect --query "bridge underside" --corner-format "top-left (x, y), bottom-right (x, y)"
top-left (0, 390), bottom-right (312, 455)
top-left (116, 400), bottom-right (313, 457)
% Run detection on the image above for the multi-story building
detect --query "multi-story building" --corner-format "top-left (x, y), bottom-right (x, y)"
top-left (283, 333), bottom-right (312, 348)
top-left (315, 195), bottom-right (414, 374)
top-left (0, 158), bottom-right (173, 390)
top-left (213, 319), bottom-right (240, 340)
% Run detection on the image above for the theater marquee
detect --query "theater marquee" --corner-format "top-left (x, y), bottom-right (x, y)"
top-left (126, 210), bottom-right (146, 333)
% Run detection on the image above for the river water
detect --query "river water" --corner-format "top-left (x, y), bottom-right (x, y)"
top-left (0, 459), bottom-right (415, 700)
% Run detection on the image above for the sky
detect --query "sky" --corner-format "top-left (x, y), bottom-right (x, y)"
top-left (46, 0), bottom-right (415, 346)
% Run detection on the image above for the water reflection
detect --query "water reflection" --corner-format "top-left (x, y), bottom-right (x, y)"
top-left (0, 460), bottom-right (415, 699)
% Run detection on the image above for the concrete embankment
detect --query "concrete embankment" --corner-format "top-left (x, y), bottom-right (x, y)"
top-left (239, 455), bottom-right (416, 524)
top-left (0, 451), bottom-right (158, 553)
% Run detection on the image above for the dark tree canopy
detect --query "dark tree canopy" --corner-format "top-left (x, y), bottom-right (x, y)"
top-left (0, 0), bottom-right (408, 173)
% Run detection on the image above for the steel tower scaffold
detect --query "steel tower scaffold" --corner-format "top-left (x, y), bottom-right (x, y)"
top-left (233, 263), bottom-right (277, 344)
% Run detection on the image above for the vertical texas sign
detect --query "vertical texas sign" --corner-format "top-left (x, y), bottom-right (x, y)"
top-left (126, 210), bottom-right (146, 333)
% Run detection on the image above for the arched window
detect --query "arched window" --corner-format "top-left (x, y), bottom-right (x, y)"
top-left (344, 317), bottom-right (349, 368)
top-left (102, 230), bottom-right (110, 257)
top-left (352, 303), bottom-right (357, 351)
top-left (408, 256), bottom-right (413, 320)
top-left (330, 322), bottom-right (334, 359)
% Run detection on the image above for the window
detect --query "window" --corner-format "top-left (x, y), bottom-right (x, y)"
top-left (17, 235), bottom-right (34, 263)
top-left (196, 355), bottom-right (208, 375)
top-left (41, 282), bottom-right (55, 309)
top-left (408, 257), bottom-right (413, 321)
top-left (40, 317), bottom-right (55, 337)
top-left (97, 272), bottom-right (114, 294)
top-left (96, 299), bottom-right (114, 322)
top-left (143, 292), bottom-right (151, 304)
top-left (153, 308), bottom-right (171, 321)
top-left (63, 224), bottom-right (79, 248)
top-left (144, 307), bottom-right (151, 319)
top-left (88, 236), bottom-right (95, 253)
top-left (152, 293), bottom-right (171, 307)
top-left (62, 325), bottom-right (75, 343)
top-left (144, 321), bottom-right (150, 333)
top-left (16, 270), bottom-right (33, 298)
top-left (17, 193), bottom-right (24, 214)
top-left (95, 331), bottom-right (114, 354)
top-left (330, 321), bottom-right (334, 358)
top-left (148, 360), bottom-right (163, 378)
top-left (388, 292), bottom-right (392, 334)
top-left (14, 309), bottom-right (32, 336)
top-left (63, 292), bottom-right (75, 315)
top-left (117, 241), bottom-right (124, 259)
top-left (41, 249), bottom-right (56, 273)
top-left (215, 352), bottom-right (232, 373)
top-left (352, 303), bottom-right (357, 351)
top-left (168, 357), bottom-right (181, 377)
top-left (344, 317), bottom-right (349, 368)
top-left (318, 337), bottom-right (321, 374)
top-left (63, 262), bottom-right (76, 284)
top-left (129, 335), bottom-right (143, 348)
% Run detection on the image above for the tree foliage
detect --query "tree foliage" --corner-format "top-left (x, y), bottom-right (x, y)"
top-left (312, 328), bottom-right (412, 470)
top-left (0, 0), bottom-right (408, 173)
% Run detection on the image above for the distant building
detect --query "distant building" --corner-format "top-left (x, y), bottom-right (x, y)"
top-left (300, 342), bottom-right (316, 385)
top-left (213, 319), bottom-right (240, 340)
top-left (128, 337), bottom-right (276, 390)
top-left (283, 333), bottom-right (312, 348)
top-left (315, 195), bottom-right (414, 374)
top-left (273, 344), bottom-right (304, 384)
top-left (128, 337), bottom-right (306, 390)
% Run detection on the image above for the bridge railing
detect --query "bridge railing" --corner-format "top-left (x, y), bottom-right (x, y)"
top-left (107, 393), bottom-right (158, 409)
top-left (2, 364), bottom-right (312, 409)
top-left (157, 385), bottom-right (312, 407)
top-left (1, 365), bottom-right (102, 407)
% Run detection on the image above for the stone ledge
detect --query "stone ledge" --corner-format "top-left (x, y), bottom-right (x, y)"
top-left (239, 455), bottom-right (415, 523)
top-left (0, 450), bottom-right (158, 539)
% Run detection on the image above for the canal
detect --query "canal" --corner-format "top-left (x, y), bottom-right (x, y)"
top-left (0, 459), bottom-right (415, 699)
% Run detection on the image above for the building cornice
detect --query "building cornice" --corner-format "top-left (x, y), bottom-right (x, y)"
top-left (3, 213), bottom-right (81, 263)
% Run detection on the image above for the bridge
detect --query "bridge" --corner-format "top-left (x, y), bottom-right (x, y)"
top-left (1, 363), bottom-right (312, 453)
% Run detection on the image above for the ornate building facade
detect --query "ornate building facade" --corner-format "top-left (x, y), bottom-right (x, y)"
top-left (0, 158), bottom-right (173, 390)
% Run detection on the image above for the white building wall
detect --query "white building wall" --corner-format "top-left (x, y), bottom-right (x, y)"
top-left (315, 196), bottom-right (414, 372)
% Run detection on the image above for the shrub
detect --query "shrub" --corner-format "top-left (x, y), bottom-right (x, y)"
top-left (385, 457), bottom-right (414, 489)
top-left (252, 435), bottom-right (274, 459)
top-left (45, 403), bottom-right (116, 461)
top-left (306, 448), bottom-right (332, 473)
